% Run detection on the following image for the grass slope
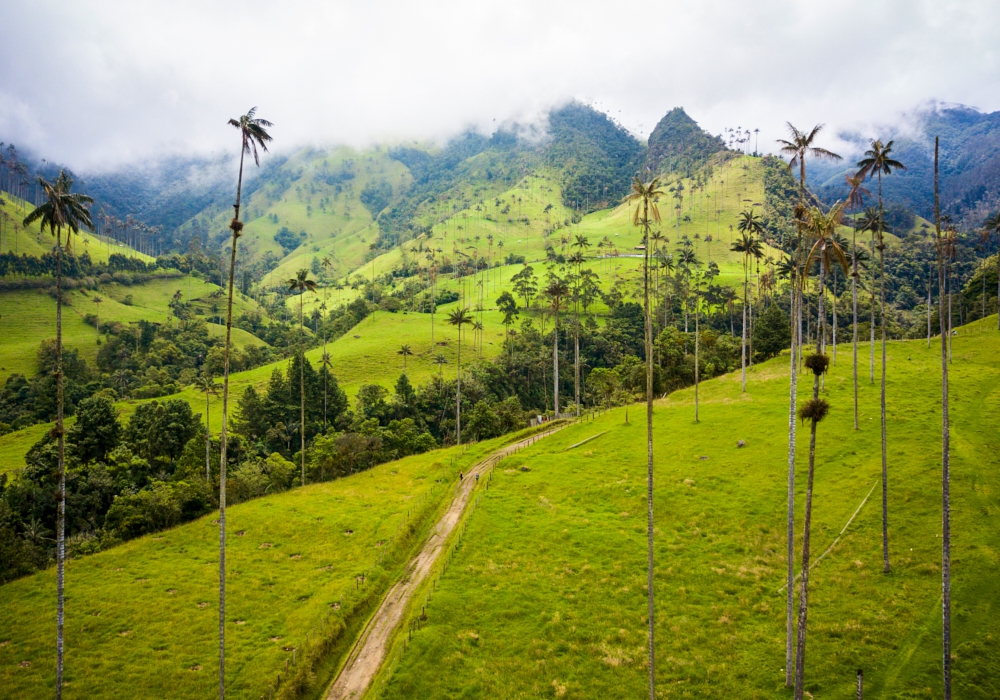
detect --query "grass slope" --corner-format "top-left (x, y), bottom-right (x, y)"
top-left (379, 319), bottom-right (1000, 699)
top-left (1, 195), bottom-right (154, 264)
top-left (0, 433), bottom-right (534, 699)
top-left (0, 276), bottom-right (265, 385)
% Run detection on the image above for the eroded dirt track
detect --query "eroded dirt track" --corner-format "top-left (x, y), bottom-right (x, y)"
top-left (326, 427), bottom-right (562, 700)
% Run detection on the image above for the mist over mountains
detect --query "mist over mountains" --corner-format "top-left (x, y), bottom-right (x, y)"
top-left (809, 103), bottom-right (1000, 229)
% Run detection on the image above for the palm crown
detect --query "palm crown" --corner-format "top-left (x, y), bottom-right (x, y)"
top-left (228, 107), bottom-right (274, 167)
top-left (23, 170), bottom-right (94, 243)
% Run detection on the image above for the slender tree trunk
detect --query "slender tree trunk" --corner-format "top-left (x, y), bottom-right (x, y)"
top-left (879, 182), bottom-right (890, 574)
top-left (642, 208), bottom-right (655, 700)
top-left (219, 144), bottom-right (247, 700)
top-left (832, 268), bottom-right (838, 363)
top-left (741, 265), bottom-right (747, 392)
top-left (323, 335), bottom-right (328, 432)
top-left (206, 391), bottom-right (211, 482)
top-left (793, 366), bottom-right (821, 700)
top-left (55, 227), bottom-right (66, 700)
top-left (455, 329), bottom-right (462, 443)
top-left (947, 276), bottom-right (953, 363)
top-left (553, 311), bottom-right (560, 416)
top-left (934, 137), bottom-right (952, 700)
top-left (694, 294), bottom-right (700, 421)
top-left (927, 277), bottom-right (932, 348)
top-left (857, 669), bottom-right (864, 699)
top-left (574, 325), bottom-right (580, 418)
top-left (785, 269), bottom-right (798, 687)
top-left (853, 229), bottom-right (859, 430)
top-left (300, 293), bottom-right (306, 487)
top-left (870, 232), bottom-right (876, 383)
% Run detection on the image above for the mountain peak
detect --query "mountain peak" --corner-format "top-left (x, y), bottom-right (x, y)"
top-left (646, 107), bottom-right (725, 175)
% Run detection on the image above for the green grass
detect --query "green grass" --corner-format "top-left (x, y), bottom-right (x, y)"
top-left (0, 432), bottom-right (535, 699)
top-left (0, 276), bottom-right (265, 386)
top-left (378, 318), bottom-right (1000, 699)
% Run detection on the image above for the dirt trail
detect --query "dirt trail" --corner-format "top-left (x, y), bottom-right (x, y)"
top-left (326, 427), bottom-right (562, 700)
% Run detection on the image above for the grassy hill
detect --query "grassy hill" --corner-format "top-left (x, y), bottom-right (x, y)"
top-left (0, 432), bottom-right (532, 699)
top-left (0, 276), bottom-right (266, 386)
top-left (378, 318), bottom-right (1000, 698)
top-left (1, 195), bottom-right (155, 264)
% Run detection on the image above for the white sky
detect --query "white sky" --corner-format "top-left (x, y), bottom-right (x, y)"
top-left (1, 0), bottom-right (998, 171)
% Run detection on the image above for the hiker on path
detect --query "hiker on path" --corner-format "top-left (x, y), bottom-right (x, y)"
top-left (459, 471), bottom-right (463, 482)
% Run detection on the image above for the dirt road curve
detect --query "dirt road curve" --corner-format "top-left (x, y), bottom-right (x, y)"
top-left (326, 427), bottom-right (561, 699)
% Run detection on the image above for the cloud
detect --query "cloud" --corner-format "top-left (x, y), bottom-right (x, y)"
top-left (1, 0), bottom-right (998, 171)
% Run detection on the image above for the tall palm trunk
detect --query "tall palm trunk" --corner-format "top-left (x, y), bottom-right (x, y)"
top-left (878, 176), bottom-right (890, 574)
top-left (852, 227), bottom-right (859, 430)
top-left (934, 137), bottom-right (952, 700)
top-left (741, 259), bottom-right (748, 392)
top-left (299, 292), bottom-right (306, 487)
top-left (832, 268), bottom-right (838, 363)
top-left (455, 330), bottom-right (462, 443)
top-left (785, 269), bottom-right (798, 687)
top-left (206, 390), bottom-right (211, 481)
top-left (54, 226), bottom-right (66, 700)
top-left (870, 230), bottom-right (876, 383)
top-left (218, 143), bottom-right (247, 700)
top-left (642, 206), bottom-right (656, 700)
top-left (927, 274), bottom-right (932, 347)
top-left (575, 318), bottom-right (581, 418)
top-left (552, 310), bottom-right (560, 416)
top-left (694, 293), bottom-right (700, 421)
top-left (794, 260), bottom-right (825, 700)
top-left (323, 336), bottom-right (328, 432)
top-left (793, 369), bottom-right (820, 700)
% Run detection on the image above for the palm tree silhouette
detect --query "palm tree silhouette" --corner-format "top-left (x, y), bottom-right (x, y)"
top-left (845, 172), bottom-right (870, 429)
top-left (857, 139), bottom-right (905, 575)
top-left (447, 307), bottom-right (472, 442)
top-left (397, 344), bottom-right (413, 371)
top-left (732, 225), bottom-right (763, 392)
top-left (218, 107), bottom-right (272, 699)
top-left (288, 269), bottom-right (317, 487)
top-left (433, 353), bottom-right (448, 377)
top-left (22, 170), bottom-right (93, 700)
top-left (932, 137), bottom-right (953, 700)
top-left (92, 295), bottom-right (103, 336)
top-left (624, 175), bottom-right (665, 700)
top-left (776, 123), bottom-right (840, 685)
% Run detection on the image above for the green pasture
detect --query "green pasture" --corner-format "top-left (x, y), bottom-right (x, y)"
top-left (0, 434), bottom-right (521, 699)
top-left (0, 276), bottom-right (265, 385)
top-left (380, 318), bottom-right (1000, 699)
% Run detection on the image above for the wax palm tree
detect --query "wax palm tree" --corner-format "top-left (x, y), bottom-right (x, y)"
top-left (197, 374), bottom-right (220, 481)
top-left (845, 172), bottom-right (870, 429)
top-left (859, 206), bottom-right (881, 383)
top-left (731, 230), bottom-right (762, 392)
top-left (219, 108), bottom-right (271, 699)
top-left (928, 138), bottom-right (953, 699)
top-left (624, 175), bottom-right (664, 700)
top-left (288, 269), bottom-right (317, 487)
top-left (320, 351), bottom-right (333, 432)
top-left (776, 123), bottom-right (841, 686)
top-left (92, 295), bottom-right (103, 336)
top-left (793, 353), bottom-right (831, 700)
top-left (433, 353), bottom-right (448, 378)
top-left (738, 209), bottom-right (766, 369)
top-left (857, 140), bottom-right (905, 575)
top-left (983, 212), bottom-right (1000, 330)
top-left (544, 276), bottom-right (570, 415)
top-left (397, 344), bottom-right (413, 371)
top-left (23, 170), bottom-right (93, 699)
top-left (447, 307), bottom-right (472, 442)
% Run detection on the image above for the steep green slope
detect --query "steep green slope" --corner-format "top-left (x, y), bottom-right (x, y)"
top-left (379, 319), bottom-right (1000, 698)
top-left (0, 433), bottom-right (529, 699)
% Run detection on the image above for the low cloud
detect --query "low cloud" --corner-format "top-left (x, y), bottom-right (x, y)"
top-left (1, 0), bottom-right (997, 171)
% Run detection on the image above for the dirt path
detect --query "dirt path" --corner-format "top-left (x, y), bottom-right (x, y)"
top-left (326, 427), bottom-right (562, 700)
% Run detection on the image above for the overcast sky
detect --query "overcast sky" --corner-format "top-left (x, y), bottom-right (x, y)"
top-left (1, 0), bottom-right (998, 171)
